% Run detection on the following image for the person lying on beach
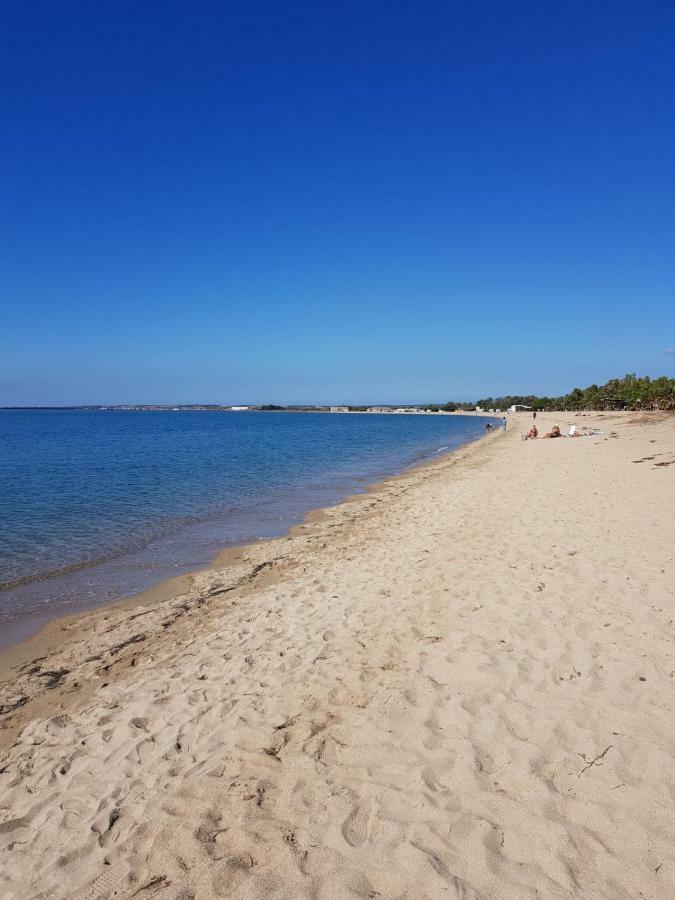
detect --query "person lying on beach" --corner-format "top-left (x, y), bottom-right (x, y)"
top-left (568, 427), bottom-right (600, 437)
top-left (542, 425), bottom-right (562, 439)
top-left (524, 425), bottom-right (538, 440)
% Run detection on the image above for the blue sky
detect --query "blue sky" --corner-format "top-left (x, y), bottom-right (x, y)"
top-left (2, 1), bottom-right (674, 405)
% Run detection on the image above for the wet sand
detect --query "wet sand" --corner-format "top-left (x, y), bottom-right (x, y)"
top-left (0, 411), bottom-right (673, 899)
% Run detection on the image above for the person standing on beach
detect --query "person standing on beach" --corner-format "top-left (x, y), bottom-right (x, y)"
top-left (533, 410), bottom-right (537, 420)
top-left (503, 417), bottom-right (507, 430)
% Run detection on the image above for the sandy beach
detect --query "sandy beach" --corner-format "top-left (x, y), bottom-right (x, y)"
top-left (0, 411), bottom-right (673, 900)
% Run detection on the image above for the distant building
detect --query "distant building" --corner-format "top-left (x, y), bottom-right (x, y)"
top-left (229, 406), bottom-right (249, 411)
top-left (330, 406), bottom-right (349, 412)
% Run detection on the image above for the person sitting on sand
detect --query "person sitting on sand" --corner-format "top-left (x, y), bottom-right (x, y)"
top-left (524, 425), bottom-right (538, 440)
top-left (542, 424), bottom-right (562, 439)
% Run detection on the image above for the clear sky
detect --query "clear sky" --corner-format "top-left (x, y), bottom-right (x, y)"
top-left (2, 1), bottom-right (674, 405)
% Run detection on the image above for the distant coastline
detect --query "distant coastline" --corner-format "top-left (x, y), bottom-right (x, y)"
top-left (0, 404), bottom-right (479, 414)
top-left (3, 373), bottom-right (673, 413)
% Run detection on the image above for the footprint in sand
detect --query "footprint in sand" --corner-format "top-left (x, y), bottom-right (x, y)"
top-left (70, 861), bottom-right (130, 900)
top-left (411, 841), bottom-right (485, 898)
top-left (341, 805), bottom-right (371, 847)
top-left (422, 716), bottom-right (444, 750)
top-left (422, 765), bottom-right (450, 793)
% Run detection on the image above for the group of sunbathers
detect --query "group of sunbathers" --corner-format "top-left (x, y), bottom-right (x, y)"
top-left (525, 424), bottom-right (560, 439)
top-left (525, 423), bottom-right (591, 440)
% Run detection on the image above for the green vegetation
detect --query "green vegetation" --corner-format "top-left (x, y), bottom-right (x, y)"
top-left (476, 374), bottom-right (675, 412)
top-left (258, 375), bottom-right (674, 415)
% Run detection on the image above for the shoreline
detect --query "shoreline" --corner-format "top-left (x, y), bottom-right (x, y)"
top-left (0, 413), bottom-right (497, 654)
top-left (1, 410), bottom-right (673, 899)
top-left (0, 420), bottom-right (498, 687)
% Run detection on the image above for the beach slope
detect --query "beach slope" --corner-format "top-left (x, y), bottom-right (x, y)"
top-left (1, 412), bottom-right (673, 899)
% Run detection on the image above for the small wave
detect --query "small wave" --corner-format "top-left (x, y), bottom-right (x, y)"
top-left (0, 558), bottom-right (108, 592)
top-left (0, 514), bottom-right (205, 592)
top-left (435, 446), bottom-right (449, 453)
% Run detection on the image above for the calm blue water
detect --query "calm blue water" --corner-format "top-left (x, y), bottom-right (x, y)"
top-left (0, 410), bottom-right (490, 646)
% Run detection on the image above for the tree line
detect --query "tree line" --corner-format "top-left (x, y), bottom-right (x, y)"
top-left (474, 373), bottom-right (675, 411)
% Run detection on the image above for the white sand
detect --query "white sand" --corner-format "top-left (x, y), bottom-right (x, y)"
top-left (0, 411), bottom-right (673, 899)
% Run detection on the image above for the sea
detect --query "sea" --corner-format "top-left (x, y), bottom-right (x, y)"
top-left (0, 409), bottom-right (491, 648)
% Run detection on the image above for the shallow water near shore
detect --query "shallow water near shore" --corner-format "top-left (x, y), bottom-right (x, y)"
top-left (0, 410), bottom-right (491, 647)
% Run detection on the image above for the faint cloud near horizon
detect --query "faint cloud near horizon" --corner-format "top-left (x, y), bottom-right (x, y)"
top-left (663, 347), bottom-right (675, 355)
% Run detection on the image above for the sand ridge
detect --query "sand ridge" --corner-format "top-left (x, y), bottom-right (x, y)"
top-left (0, 412), bottom-right (673, 899)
